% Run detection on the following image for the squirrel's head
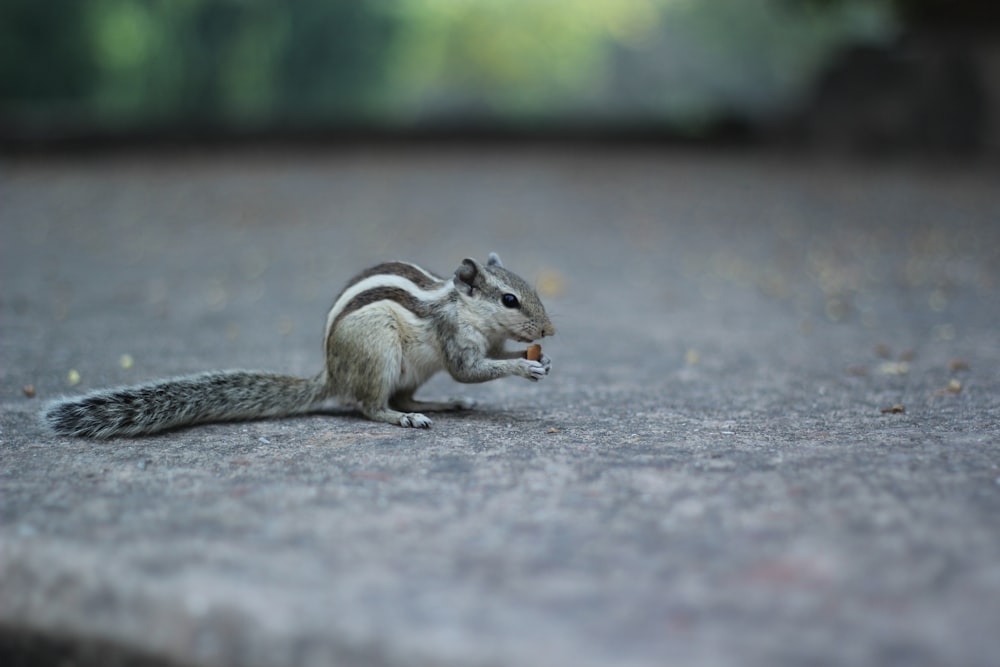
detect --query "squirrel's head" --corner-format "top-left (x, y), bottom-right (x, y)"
top-left (453, 253), bottom-right (555, 343)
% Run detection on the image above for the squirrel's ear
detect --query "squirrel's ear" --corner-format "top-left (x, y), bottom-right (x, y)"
top-left (454, 258), bottom-right (483, 292)
top-left (487, 252), bottom-right (503, 268)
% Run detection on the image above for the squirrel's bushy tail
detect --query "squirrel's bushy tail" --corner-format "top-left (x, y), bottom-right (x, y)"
top-left (44, 370), bottom-right (327, 438)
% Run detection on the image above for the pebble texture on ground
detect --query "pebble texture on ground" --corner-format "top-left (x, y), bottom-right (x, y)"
top-left (1, 148), bottom-right (999, 667)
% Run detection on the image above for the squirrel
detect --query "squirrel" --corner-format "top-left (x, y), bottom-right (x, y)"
top-left (44, 253), bottom-right (555, 437)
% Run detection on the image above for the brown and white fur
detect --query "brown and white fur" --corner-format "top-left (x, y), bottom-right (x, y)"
top-left (44, 253), bottom-right (554, 437)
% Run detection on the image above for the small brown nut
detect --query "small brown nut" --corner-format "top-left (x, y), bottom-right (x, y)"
top-left (525, 344), bottom-right (542, 362)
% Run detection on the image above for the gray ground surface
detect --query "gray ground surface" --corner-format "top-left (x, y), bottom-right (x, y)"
top-left (1, 147), bottom-right (999, 667)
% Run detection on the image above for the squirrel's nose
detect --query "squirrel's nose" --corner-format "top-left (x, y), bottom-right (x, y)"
top-left (542, 321), bottom-right (555, 337)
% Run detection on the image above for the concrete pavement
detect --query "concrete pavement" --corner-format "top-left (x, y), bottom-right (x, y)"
top-left (2, 147), bottom-right (999, 666)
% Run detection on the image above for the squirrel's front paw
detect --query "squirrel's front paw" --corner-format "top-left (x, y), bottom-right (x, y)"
top-left (538, 353), bottom-right (552, 374)
top-left (517, 358), bottom-right (548, 382)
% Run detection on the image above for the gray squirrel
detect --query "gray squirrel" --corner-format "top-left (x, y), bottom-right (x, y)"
top-left (44, 253), bottom-right (554, 437)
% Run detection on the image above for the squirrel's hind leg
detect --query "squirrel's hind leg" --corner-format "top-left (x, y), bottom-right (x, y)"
top-left (338, 321), bottom-right (433, 428)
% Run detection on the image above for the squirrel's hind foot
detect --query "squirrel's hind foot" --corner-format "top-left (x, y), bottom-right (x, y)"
top-left (363, 406), bottom-right (433, 429)
top-left (399, 412), bottom-right (433, 428)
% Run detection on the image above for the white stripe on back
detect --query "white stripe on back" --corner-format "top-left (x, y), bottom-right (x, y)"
top-left (325, 272), bottom-right (453, 334)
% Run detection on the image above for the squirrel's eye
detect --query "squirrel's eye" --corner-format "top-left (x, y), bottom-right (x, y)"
top-left (501, 293), bottom-right (520, 309)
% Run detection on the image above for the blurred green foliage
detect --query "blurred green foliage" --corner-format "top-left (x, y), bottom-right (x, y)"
top-left (0, 0), bottom-right (394, 131)
top-left (0, 0), bottom-right (895, 136)
top-left (382, 0), bottom-right (894, 128)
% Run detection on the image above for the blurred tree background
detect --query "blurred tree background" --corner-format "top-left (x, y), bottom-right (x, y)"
top-left (0, 0), bottom-right (996, 151)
